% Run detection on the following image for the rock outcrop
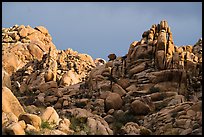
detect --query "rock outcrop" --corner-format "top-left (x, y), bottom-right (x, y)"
top-left (2, 87), bottom-right (25, 118)
top-left (2, 21), bottom-right (202, 135)
top-left (2, 25), bottom-right (96, 94)
top-left (2, 25), bottom-right (56, 76)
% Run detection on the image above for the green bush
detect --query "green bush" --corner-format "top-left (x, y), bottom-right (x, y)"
top-left (41, 120), bottom-right (53, 130)
top-left (25, 130), bottom-right (39, 135)
top-left (69, 116), bottom-right (90, 135)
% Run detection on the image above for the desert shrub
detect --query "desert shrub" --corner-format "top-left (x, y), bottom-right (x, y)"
top-left (41, 120), bottom-right (53, 130)
top-left (69, 116), bottom-right (90, 135)
top-left (25, 130), bottom-right (39, 135)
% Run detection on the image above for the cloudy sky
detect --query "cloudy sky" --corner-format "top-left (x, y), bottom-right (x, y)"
top-left (2, 2), bottom-right (202, 60)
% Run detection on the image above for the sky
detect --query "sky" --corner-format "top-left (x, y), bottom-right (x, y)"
top-left (2, 2), bottom-right (202, 60)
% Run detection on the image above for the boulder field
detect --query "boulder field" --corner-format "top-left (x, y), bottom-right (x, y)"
top-left (2, 20), bottom-right (202, 135)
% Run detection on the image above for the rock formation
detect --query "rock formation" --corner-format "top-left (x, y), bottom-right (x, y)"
top-left (2, 20), bottom-right (202, 135)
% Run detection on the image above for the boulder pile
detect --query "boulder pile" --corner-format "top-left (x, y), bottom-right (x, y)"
top-left (2, 20), bottom-right (202, 135)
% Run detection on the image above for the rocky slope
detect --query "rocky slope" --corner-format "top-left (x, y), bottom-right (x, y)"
top-left (2, 21), bottom-right (202, 135)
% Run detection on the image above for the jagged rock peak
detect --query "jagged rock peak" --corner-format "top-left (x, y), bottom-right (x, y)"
top-left (126, 20), bottom-right (202, 71)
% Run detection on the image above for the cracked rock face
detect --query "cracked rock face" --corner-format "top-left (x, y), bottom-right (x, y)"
top-left (2, 21), bottom-right (202, 135)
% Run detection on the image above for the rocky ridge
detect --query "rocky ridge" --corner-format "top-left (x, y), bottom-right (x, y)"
top-left (2, 20), bottom-right (202, 135)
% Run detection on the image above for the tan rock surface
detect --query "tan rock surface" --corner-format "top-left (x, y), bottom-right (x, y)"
top-left (4, 122), bottom-right (25, 135)
top-left (19, 113), bottom-right (42, 130)
top-left (2, 87), bottom-right (25, 117)
top-left (41, 107), bottom-right (60, 125)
